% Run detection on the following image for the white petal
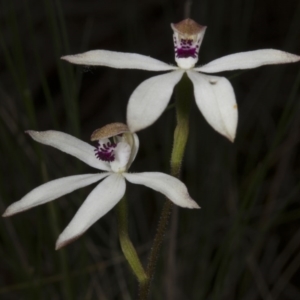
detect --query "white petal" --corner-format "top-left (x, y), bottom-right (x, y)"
top-left (127, 71), bottom-right (184, 132)
top-left (127, 133), bottom-right (139, 169)
top-left (27, 130), bottom-right (111, 171)
top-left (187, 71), bottom-right (237, 141)
top-left (123, 172), bottom-right (199, 209)
top-left (195, 49), bottom-right (300, 73)
top-left (3, 173), bottom-right (109, 217)
top-left (56, 174), bottom-right (126, 249)
top-left (62, 50), bottom-right (177, 71)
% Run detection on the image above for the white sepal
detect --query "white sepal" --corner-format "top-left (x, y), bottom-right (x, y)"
top-left (127, 70), bottom-right (184, 132)
top-left (56, 174), bottom-right (126, 249)
top-left (3, 174), bottom-right (109, 217)
top-left (62, 50), bottom-right (177, 71)
top-left (27, 130), bottom-right (111, 171)
top-left (187, 71), bottom-right (237, 142)
top-left (123, 172), bottom-right (199, 209)
top-left (195, 49), bottom-right (300, 73)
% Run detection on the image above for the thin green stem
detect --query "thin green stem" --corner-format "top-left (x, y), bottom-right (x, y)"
top-left (171, 74), bottom-right (192, 177)
top-left (117, 197), bottom-right (148, 284)
top-left (138, 74), bottom-right (193, 299)
top-left (139, 200), bottom-right (173, 300)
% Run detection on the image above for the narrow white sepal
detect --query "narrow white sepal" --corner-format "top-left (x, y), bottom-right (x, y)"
top-left (123, 172), bottom-right (199, 209)
top-left (27, 130), bottom-right (111, 171)
top-left (2, 174), bottom-right (109, 217)
top-left (127, 70), bottom-right (184, 132)
top-left (55, 174), bottom-right (126, 250)
top-left (195, 49), bottom-right (300, 73)
top-left (187, 71), bottom-right (237, 142)
top-left (62, 50), bottom-right (177, 71)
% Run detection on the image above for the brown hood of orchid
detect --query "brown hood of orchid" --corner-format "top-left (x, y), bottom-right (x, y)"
top-left (171, 18), bottom-right (206, 37)
top-left (91, 123), bottom-right (129, 141)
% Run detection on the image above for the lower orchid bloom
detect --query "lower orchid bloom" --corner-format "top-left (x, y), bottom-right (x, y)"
top-left (3, 123), bottom-right (199, 249)
top-left (62, 18), bottom-right (300, 142)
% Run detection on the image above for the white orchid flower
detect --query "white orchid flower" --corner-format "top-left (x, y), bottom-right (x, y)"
top-left (62, 19), bottom-right (300, 142)
top-left (3, 123), bottom-right (199, 249)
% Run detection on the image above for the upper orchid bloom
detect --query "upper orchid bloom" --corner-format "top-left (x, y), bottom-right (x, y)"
top-left (3, 123), bottom-right (198, 249)
top-left (61, 19), bottom-right (300, 142)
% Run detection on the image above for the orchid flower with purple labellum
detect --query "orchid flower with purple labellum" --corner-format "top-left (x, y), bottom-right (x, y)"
top-left (62, 19), bottom-right (300, 142)
top-left (3, 123), bottom-right (199, 250)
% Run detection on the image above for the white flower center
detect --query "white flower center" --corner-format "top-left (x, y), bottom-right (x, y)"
top-left (171, 19), bottom-right (207, 70)
top-left (94, 137), bottom-right (131, 173)
top-left (173, 32), bottom-right (201, 69)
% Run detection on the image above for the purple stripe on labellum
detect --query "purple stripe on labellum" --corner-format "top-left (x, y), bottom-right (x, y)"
top-left (94, 141), bottom-right (116, 162)
top-left (174, 38), bottom-right (198, 59)
top-left (176, 47), bottom-right (197, 58)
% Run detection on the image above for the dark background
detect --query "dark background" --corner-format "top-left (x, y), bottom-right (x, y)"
top-left (1, 0), bottom-right (300, 299)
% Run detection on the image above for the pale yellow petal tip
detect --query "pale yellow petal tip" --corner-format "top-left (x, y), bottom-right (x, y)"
top-left (25, 130), bottom-right (36, 136)
top-left (190, 201), bottom-right (201, 209)
top-left (228, 135), bottom-right (235, 143)
top-left (55, 234), bottom-right (83, 250)
top-left (61, 55), bottom-right (70, 61)
top-left (2, 204), bottom-right (17, 217)
top-left (61, 54), bottom-right (82, 64)
top-left (2, 204), bottom-right (24, 217)
top-left (225, 129), bottom-right (236, 143)
top-left (219, 131), bottom-right (235, 142)
top-left (185, 197), bottom-right (200, 209)
top-left (25, 130), bottom-right (43, 141)
top-left (2, 210), bottom-right (10, 217)
top-left (286, 52), bottom-right (300, 62)
top-left (55, 242), bottom-right (64, 251)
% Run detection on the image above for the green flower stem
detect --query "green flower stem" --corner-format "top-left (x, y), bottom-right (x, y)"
top-left (117, 196), bottom-right (148, 283)
top-left (139, 74), bottom-right (193, 300)
top-left (171, 73), bottom-right (192, 177)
